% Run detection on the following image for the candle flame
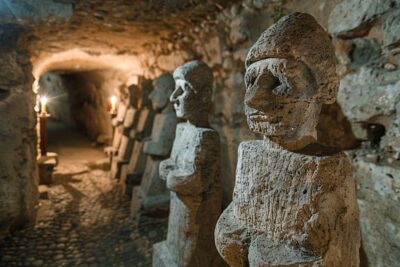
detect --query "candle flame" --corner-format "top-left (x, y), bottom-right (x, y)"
top-left (40, 96), bottom-right (48, 105)
top-left (110, 96), bottom-right (117, 104)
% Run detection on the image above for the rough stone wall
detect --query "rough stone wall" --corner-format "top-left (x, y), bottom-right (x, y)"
top-left (0, 24), bottom-right (38, 240)
top-left (138, 0), bottom-right (399, 265)
top-left (329, 1), bottom-right (400, 266)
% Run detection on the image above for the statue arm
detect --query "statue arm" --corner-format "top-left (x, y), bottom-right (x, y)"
top-left (166, 167), bottom-right (197, 194)
top-left (159, 158), bottom-right (175, 181)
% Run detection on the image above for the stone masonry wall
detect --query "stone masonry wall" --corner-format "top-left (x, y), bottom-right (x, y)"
top-left (138, 0), bottom-right (399, 266)
top-left (0, 24), bottom-right (38, 240)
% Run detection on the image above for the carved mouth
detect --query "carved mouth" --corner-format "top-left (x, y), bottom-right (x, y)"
top-left (248, 113), bottom-right (277, 123)
top-left (173, 99), bottom-right (181, 111)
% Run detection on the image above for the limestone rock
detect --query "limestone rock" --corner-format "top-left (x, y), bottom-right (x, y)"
top-left (329, 0), bottom-right (396, 37)
top-left (337, 67), bottom-right (400, 123)
top-left (383, 8), bottom-right (400, 47)
top-left (354, 158), bottom-right (400, 267)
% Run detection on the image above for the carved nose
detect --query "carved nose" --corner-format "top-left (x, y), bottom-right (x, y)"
top-left (245, 85), bottom-right (267, 110)
top-left (169, 88), bottom-right (180, 103)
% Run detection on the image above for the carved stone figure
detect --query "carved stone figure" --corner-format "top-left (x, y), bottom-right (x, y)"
top-left (153, 61), bottom-right (225, 267)
top-left (110, 85), bottom-right (140, 180)
top-left (139, 73), bottom-right (177, 209)
top-left (214, 13), bottom-right (360, 267)
top-left (120, 79), bottom-right (155, 196)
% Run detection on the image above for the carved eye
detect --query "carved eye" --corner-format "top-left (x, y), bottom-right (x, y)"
top-left (269, 76), bottom-right (282, 91)
top-left (245, 70), bottom-right (257, 88)
top-left (0, 88), bottom-right (10, 101)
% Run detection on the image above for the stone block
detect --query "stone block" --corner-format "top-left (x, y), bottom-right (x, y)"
top-left (38, 157), bottom-right (57, 185)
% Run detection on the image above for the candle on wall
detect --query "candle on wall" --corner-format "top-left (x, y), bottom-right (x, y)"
top-left (110, 96), bottom-right (117, 114)
top-left (40, 96), bottom-right (48, 115)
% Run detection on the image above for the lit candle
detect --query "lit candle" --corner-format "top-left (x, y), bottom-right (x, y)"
top-left (110, 96), bottom-right (117, 114)
top-left (40, 96), bottom-right (48, 115)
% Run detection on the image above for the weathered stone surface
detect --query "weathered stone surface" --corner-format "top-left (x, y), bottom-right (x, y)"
top-left (139, 73), bottom-right (177, 209)
top-left (329, 0), bottom-right (396, 37)
top-left (337, 67), bottom-right (400, 123)
top-left (383, 8), bottom-right (400, 47)
top-left (354, 158), bottom-right (400, 267)
top-left (381, 109), bottom-right (400, 156)
top-left (0, 24), bottom-right (38, 239)
top-left (119, 108), bottom-right (155, 196)
top-left (215, 13), bottom-right (360, 267)
top-left (153, 61), bottom-right (224, 267)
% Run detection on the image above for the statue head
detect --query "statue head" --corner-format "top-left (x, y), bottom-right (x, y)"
top-left (244, 12), bottom-right (338, 149)
top-left (138, 78), bottom-right (153, 109)
top-left (148, 73), bottom-right (175, 111)
top-left (128, 84), bottom-right (139, 108)
top-left (171, 60), bottom-right (213, 125)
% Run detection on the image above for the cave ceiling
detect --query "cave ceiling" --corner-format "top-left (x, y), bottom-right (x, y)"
top-left (0, 0), bottom-right (236, 76)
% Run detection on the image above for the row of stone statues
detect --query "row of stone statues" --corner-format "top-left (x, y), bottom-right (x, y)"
top-left (109, 12), bottom-right (361, 267)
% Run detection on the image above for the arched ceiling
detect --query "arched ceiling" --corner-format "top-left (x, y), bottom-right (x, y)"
top-left (0, 0), bottom-right (237, 76)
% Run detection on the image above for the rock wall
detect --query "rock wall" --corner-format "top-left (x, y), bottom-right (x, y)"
top-left (138, 0), bottom-right (399, 266)
top-left (329, 1), bottom-right (400, 266)
top-left (0, 24), bottom-right (38, 240)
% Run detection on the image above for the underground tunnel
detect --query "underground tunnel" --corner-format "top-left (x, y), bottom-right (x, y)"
top-left (0, 1), bottom-right (399, 267)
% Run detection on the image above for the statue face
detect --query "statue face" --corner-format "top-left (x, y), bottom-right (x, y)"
top-left (170, 79), bottom-right (197, 119)
top-left (244, 58), bottom-right (319, 138)
top-left (149, 81), bottom-right (170, 111)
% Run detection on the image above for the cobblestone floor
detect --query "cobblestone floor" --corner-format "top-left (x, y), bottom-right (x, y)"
top-left (0, 162), bottom-right (168, 267)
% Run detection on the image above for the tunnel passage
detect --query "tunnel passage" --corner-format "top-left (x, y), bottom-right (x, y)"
top-left (38, 69), bottom-right (131, 145)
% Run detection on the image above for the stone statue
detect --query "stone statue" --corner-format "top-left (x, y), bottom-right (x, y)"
top-left (112, 85), bottom-right (141, 182)
top-left (120, 79), bottom-right (155, 196)
top-left (139, 73), bottom-right (178, 209)
top-left (153, 60), bottom-right (225, 267)
top-left (214, 13), bottom-right (360, 267)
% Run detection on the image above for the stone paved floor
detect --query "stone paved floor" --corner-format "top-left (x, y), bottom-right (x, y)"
top-left (0, 162), bottom-right (168, 267)
top-left (0, 118), bottom-right (169, 267)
